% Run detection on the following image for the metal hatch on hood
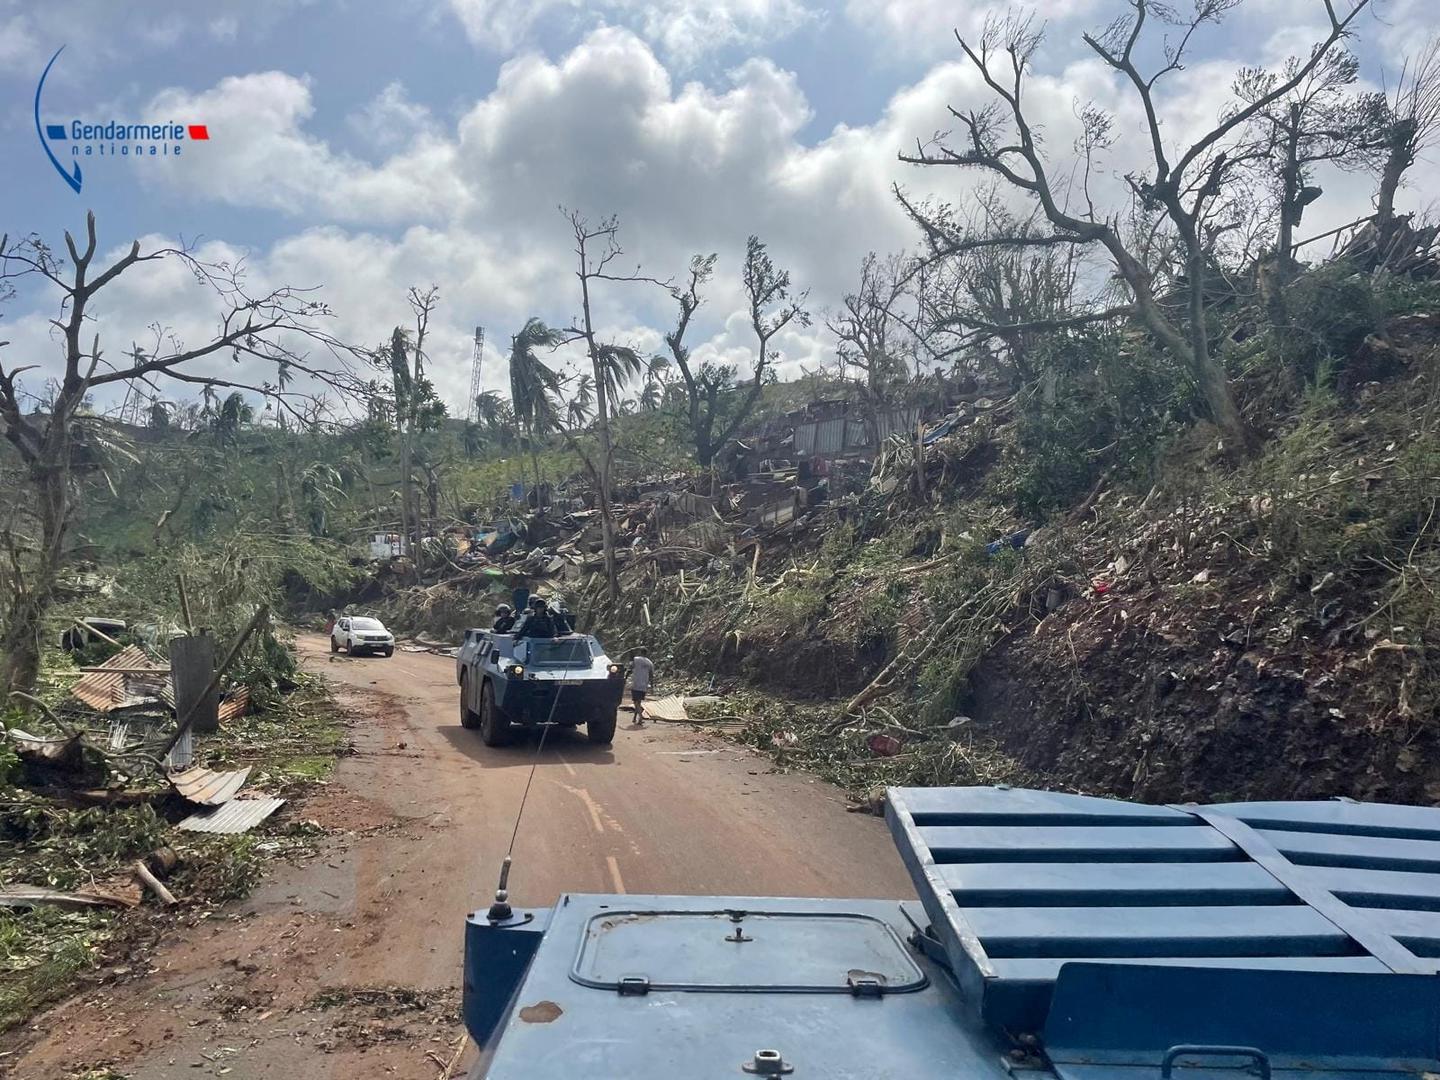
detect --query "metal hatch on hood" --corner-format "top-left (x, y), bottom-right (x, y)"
top-left (569, 908), bottom-right (927, 994)
top-left (886, 786), bottom-right (1440, 1036)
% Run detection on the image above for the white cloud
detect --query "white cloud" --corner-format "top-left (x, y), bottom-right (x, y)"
top-left (443, 0), bottom-right (814, 63)
top-left (10, 15), bottom-right (1440, 418)
top-left (844, 0), bottom-right (1104, 61)
top-left (0, 13), bottom-right (38, 67)
top-left (141, 72), bottom-right (470, 223)
top-left (347, 81), bottom-right (438, 152)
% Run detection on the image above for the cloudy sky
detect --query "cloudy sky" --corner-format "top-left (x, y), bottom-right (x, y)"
top-left (1, 0), bottom-right (1435, 418)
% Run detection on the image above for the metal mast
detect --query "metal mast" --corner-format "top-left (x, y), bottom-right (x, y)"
top-left (467, 325), bottom-right (486, 421)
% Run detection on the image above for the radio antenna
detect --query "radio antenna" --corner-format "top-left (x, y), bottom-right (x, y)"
top-left (487, 683), bottom-right (568, 922)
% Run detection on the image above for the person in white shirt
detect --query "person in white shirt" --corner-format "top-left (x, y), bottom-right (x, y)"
top-left (630, 651), bottom-right (655, 726)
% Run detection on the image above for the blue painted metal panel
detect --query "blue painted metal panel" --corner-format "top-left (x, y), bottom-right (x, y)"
top-left (887, 787), bottom-right (1440, 1037)
top-left (1043, 965), bottom-right (1440, 1071)
top-left (463, 908), bottom-right (550, 1048)
top-left (1207, 800), bottom-right (1440, 841)
top-left (1258, 828), bottom-right (1440, 873)
top-left (899, 785), bottom-right (1191, 825)
top-left (918, 825), bottom-right (1238, 862)
top-left (569, 908), bottom-right (926, 991)
top-left (967, 905), bottom-right (1348, 958)
top-left (474, 895), bottom-right (1011, 1080)
top-left (933, 861), bottom-right (1290, 906)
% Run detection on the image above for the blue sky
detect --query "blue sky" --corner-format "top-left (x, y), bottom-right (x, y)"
top-left (1, 0), bottom-right (1435, 415)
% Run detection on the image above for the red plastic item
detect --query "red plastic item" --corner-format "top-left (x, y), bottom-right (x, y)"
top-left (867, 733), bottom-right (904, 757)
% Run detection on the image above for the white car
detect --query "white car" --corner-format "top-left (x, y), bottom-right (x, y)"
top-left (331, 615), bottom-right (395, 657)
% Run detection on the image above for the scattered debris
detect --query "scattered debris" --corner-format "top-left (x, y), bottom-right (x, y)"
top-left (168, 765), bottom-right (253, 805)
top-left (640, 695), bottom-right (691, 722)
top-left (217, 685), bottom-right (251, 723)
top-left (866, 733), bottom-right (904, 757)
top-left (0, 882), bottom-right (142, 911)
top-left (69, 645), bottom-right (171, 714)
top-left (177, 797), bottom-right (286, 834)
top-left (6, 728), bottom-right (83, 765)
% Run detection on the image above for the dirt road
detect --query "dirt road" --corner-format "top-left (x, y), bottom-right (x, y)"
top-left (6, 637), bottom-right (911, 1079)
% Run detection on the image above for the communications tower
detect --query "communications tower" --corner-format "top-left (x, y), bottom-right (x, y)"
top-left (467, 325), bottom-right (486, 421)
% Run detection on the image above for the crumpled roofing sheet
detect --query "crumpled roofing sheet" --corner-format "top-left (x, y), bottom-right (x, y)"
top-left (70, 645), bottom-right (172, 713)
top-left (177, 797), bottom-right (285, 834)
top-left (638, 694), bottom-right (690, 722)
top-left (168, 765), bottom-right (253, 805)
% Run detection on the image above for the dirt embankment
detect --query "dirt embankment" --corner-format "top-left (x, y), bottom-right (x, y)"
top-left (968, 571), bottom-right (1435, 804)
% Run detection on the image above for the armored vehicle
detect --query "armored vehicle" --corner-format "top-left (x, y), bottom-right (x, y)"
top-left (461, 784), bottom-right (1440, 1077)
top-left (456, 629), bottom-right (623, 746)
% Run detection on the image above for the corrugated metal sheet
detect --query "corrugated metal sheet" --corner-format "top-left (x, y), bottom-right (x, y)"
top-left (70, 645), bottom-right (172, 713)
top-left (168, 765), bottom-right (252, 805)
top-left (639, 695), bottom-right (689, 722)
top-left (793, 407), bottom-right (920, 457)
top-left (872, 406), bottom-right (921, 444)
top-left (887, 785), bottom-right (1440, 1034)
top-left (217, 685), bottom-right (250, 723)
top-left (167, 729), bottom-right (193, 770)
top-left (177, 797), bottom-right (285, 834)
top-left (7, 728), bottom-right (80, 761)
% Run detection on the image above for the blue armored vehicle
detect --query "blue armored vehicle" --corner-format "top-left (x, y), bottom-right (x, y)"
top-left (456, 628), bottom-right (624, 746)
top-left (461, 785), bottom-right (1440, 1077)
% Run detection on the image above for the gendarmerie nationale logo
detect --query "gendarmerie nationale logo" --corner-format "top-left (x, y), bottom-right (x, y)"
top-left (34, 46), bottom-right (210, 194)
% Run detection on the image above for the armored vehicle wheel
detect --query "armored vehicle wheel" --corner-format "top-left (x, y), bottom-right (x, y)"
top-left (459, 674), bottom-right (481, 730)
top-left (587, 706), bottom-right (616, 746)
top-left (480, 680), bottom-right (511, 746)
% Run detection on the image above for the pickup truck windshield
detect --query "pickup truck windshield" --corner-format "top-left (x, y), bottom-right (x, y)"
top-left (523, 638), bottom-right (593, 666)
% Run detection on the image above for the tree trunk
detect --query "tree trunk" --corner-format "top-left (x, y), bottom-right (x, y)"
top-left (1104, 227), bottom-right (1250, 453)
top-left (1183, 246), bottom-right (1250, 453)
top-left (1376, 119), bottom-right (1417, 235)
top-left (0, 429), bottom-right (72, 699)
top-left (578, 270), bottom-right (620, 603)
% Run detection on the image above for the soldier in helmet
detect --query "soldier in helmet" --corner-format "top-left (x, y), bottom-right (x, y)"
top-left (492, 603), bottom-right (516, 633)
top-left (514, 597), bottom-right (557, 640)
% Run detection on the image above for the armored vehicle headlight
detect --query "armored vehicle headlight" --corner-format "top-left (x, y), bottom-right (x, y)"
top-left (508, 664), bottom-right (524, 676)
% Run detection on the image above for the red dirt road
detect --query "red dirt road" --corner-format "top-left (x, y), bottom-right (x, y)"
top-left (3, 637), bottom-right (911, 1079)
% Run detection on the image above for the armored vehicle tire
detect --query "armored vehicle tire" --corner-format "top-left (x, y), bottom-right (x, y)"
top-left (480, 681), bottom-right (511, 746)
top-left (459, 674), bottom-right (481, 729)
top-left (587, 707), bottom-right (617, 746)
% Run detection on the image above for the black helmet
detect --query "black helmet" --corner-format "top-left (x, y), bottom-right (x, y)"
top-left (496, 603), bottom-right (512, 615)
top-left (532, 597), bottom-right (549, 610)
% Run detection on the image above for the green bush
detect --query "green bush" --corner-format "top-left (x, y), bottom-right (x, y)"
top-left (996, 332), bottom-right (1179, 519)
top-left (1283, 267), bottom-right (1382, 374)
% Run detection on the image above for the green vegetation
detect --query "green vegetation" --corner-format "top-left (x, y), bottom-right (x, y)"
top-left (0, 906), bottom-right (112, 1033)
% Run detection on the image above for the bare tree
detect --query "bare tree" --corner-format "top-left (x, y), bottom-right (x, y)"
top-left (665, 253), bottom-right (778, 473)
top-left (1235, 49), bottom-right (1386, 311)
top-left (900, 1), bottom-right (1372, 451)
top-left (373, 286), bottom-right (443, 556)
top-left (0, 212), bottom-right (361, 696)
top-left (401, 286), bottom-right (439, 543)
top-left (1378, 37), bottom-right (1440, 235)
top-left (829, 253), bottom-right (910, 404)
top-left (742, 235), bottom-right (809, 402)
top-left (562, 210), bottom-right (669, 601)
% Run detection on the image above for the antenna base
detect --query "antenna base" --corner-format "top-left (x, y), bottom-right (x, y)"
top-left (487, 897), bottom-right (513, 922)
